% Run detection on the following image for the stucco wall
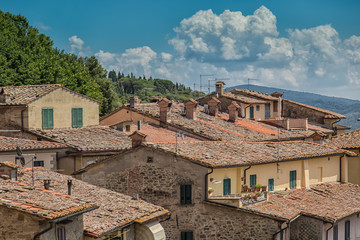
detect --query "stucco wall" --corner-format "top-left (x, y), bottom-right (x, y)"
top-left (28, 88), bottom-right (99, 129)
top-left (0, 151), bottom-right (57, 170)
top-left (347, 149), bottom-right (360, 185)
top-left (100, 108), bottom-right (159, 127)
top-left (40, 215), bottom-right (84, 240)
top-left (324, 214), bottom-right (360, 240)
top-left (80, 147), bottom-right (282, 239)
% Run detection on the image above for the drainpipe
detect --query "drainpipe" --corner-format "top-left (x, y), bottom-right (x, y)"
top-left (33, 222), bottom-right (54, 240)
top-left (331, 119), bottom-right (341, 136)
top-left (205, 167), bottom-right (214, 201)
top-left (243, 105), bottom-right (251, 119)
top-left (339, 155), bottom-right (344, 183)
top-left (325, 222), bottom-right (335, 240)
top-left (272, 220), bottom-right (290, 240)
top-left (243, 166), bottom-right (251, 185)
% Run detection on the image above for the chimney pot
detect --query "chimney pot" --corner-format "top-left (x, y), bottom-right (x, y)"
top-left (184, 99), bottom-right (198, 120)
top-left (129, 131), bottom-right (147, 147)
top-left (137, 120), bottom-right (142, 131)
top-left (44, 180), bottom-right (50, 190)
top-left (207, 97), bottom-right (221, 116)
top-left (67, 179), bottom-right (72, 195)
top-left (228, 101), bottom-right (240, 122)
top-left (215, 81), bottom-right (225, 96)
top-left (157, 98), bottom-right (172, 126)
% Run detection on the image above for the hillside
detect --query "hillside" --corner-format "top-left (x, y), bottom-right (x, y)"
top-left (226, 84), bottom-right (360, 130)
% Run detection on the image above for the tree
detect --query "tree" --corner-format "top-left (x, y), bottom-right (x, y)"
top-left (108, 70), bottom-right (117, 82)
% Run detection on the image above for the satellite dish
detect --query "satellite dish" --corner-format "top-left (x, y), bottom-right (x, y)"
top-left (16, 146), bottom-right (23, 156)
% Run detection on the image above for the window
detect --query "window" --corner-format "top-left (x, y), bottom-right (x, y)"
top-left (290, 170), bottom-right (297, 189)
top-left (42, 108), bottom-right (54, 129)
top-left (223, 178), bottom-right (231, 195)
top-left (180, 185), bottom-right (192, 205)
top-left (333, 225), bottom-right (338, 240)
top-left (72, 108), bottom-right (83, 128)
top-left (268, 178), bottom-right (274, 191)
top-left (181, 231), bottom-right (193, 240)
top-left (33, 161), bottom-right (44, 167)
top-left (345, 220), bottom-right (350, 240)
top-left (57, 226), bottom-right (66, 240)
top-left (250, 174), bottom-right (256, 187)
top-left (256, 105), bottom-right (260, 111)
top-left (125, 124), bottom-right (131, 132)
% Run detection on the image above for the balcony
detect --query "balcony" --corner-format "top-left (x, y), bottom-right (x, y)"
top-left (208, 191), bottom-right (268, 208)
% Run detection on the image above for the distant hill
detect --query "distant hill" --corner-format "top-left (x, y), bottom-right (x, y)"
top-left (226, 84), bottom-right (360, 131)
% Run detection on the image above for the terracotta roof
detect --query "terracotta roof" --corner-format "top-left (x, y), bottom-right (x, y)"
top-left (0, 84), bottom-right (99, 106)
top-left (28, 126), bottom-right (131, 152)
top-left (0, 161), bottom-right (18, 169)
top-left (329, 128), bottom-right (360, 149)
top-left (21, 169), bottom-right (168, 237)
top-left (283, 99), bottom-right (346, 119)
top-left (146, 141), bottom-right (355, 168)
top-left (245, 183), bottom-right (360, 222)
top-left (0, 178), bottom-right (96, 220)
top-left (0, 136), bottom-right (67, 152)
top-left (230, 89), bottom-right (279, 101)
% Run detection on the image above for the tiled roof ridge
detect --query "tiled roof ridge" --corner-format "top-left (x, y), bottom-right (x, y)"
top-left (231, 88), bottom-right (278, 100)
top-left (0, 135), bottom-right (67, 149)
top-left (196, 119), bottom-right (246, 138)
top-left (283, 99), bottom-right (346, 119)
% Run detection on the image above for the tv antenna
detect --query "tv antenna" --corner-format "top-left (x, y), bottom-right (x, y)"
top-left (200, 74), bottom-right (214, 93)
top-left (247, 78), bottom-right (260, 89)
top-left (207, 78), bottom-right (230, 94)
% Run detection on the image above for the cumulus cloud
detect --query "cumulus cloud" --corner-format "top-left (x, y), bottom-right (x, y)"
top-left (86, 6), bottom-right (360, 98)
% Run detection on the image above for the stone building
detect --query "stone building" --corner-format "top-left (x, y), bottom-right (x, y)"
top-left (73, 134), bottom-right (355, 239)
top-left (0, 84), bottom-right (99, 135)
top-left (0, 175), bottom-right (97, 240)
top-left (20, 168), bottom-right (169, 240)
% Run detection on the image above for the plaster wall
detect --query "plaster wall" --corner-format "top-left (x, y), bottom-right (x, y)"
top-left (0, 151), bottom-right (57, 170)
top-left (100, 108), bottom-right (159, 127)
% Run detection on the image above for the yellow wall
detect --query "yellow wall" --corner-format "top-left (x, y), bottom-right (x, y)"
top-left (100, 108), bottom-right (159, 127)
top-left (243, 101), bottom-right (274, 120)
top-left (348, 149), bottom-right (360, 185)
top-left (27, 88), bottom-right (99, 129)
top-left (209, 155), bottom-right (343, 195)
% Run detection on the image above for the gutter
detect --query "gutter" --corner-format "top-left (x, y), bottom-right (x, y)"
top-left (89, 221), bottom-right (134, 239)
top-left (325, 222), bottom-right (335, 240)
top-left (205, 167), bottom-right (214, 201)
top-left (49, 205), bottom-right (99, 223)
top-left (33, 222), bottom-right (54, 240)
top-left (243, 104), bottom-right (251, 119)
top-left (272, 214), bottom-right (302, 240)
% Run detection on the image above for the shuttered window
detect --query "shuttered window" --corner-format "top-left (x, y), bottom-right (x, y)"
top-left (268, 178), bottom-right (274, 191)
top-left (223, 178), bottom-right (231, 195)
top-left (72, 108), bottom-right (83, 128)
top-left (42, 108), bottom-right (54, 129)
top-left (57, 226), bottom-right (66, 240)
top-left (180, 185), bottom-right (192, 205)
top-left (250, 174), bottom-right (256, 187)
top-left (290, 170), bottom-right (297, 189)
top-left (181, 231), bottom-right (193, 240)
top-left (333, 225), bottom-right (338, 240)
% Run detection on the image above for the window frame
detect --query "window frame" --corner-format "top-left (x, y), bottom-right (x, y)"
top-left (345, 220), bottom-right (350, 240)
top-left (56, 226), bottom-right (66, 240)
top-left (180, 184), bottom-right (192, 205)
top-left (290, 170), bottom-right (297, 189)
top-left (181, 231), bottom-right (193, 240)
top-left (250, 174), bottom-right (257, 187)
top-left (33, 160), bottom-right (44, 167)
top-left (268, 178), bottom-right (274, 192)
top-left (223, 178), bottom-right (231, 195)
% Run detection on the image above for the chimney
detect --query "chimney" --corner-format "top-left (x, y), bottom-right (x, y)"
top-left (0, 88), bottom-right (10, 103)
top-left (184, 99), bottom-right (198, 120)
top-left (215, 81), bottom-right (225, 96)
top-left (129, 96), bottom-right (139, 108)
top-left (207, 97), bottom-right (221, 116)
top-left (129, 131), bottom-right (147, 147)
top-left (44, 180), bottom-right (50, 190)
top-left (67, 179), bottom-right (72, 195)
top-left (228, 101), bottom-right (240, 122)
top-left (157, 98), bottom-right (172, 126)
top-left (137, 120), bottom-right (141, 131)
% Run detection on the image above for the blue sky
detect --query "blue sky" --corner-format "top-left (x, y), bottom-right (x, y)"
top-left (1, 0), bottom-right (360, 98)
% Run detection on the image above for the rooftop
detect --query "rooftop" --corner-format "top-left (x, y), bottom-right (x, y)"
top-left (0, 178), bottom-right (95, 220)
top-left (245, 182), bottom-right (360, 222)
top-left (230, 89), bottom-right (279, 101)
top-left (329, 128), bottom-right (360, 149)
top-left (146, 141), bottom-right (355, 168)
top-left (21, 169), bottom-right (168, 237)
top-left (0, 136), bottom-right (67, 152)
top-left (28, 126), bottom-right (131, 152)
top-left (0, 84), bottom-right (99, 106)
top-left (198, 92), bottom-right (267, 104)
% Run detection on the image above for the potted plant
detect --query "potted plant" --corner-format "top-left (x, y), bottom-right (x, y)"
top-left (244, 194), bottom-right (251, 200)
top-left (261, 185), bottom-right (267, 192)
top-left (255, 184), bottom-right (262, 191)
top-left (208, 188), bottom-right (214, 195)
top-left (242, 184), bottom-right (248, 192)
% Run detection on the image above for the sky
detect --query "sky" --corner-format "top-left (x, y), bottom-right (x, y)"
top-left (1, 0), bottom-right (360, 99)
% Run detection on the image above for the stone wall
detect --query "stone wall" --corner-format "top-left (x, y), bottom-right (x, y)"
top-left (0, 206), bottom-right (49, 240)
top-left (80, 147), bottom-right (282, 240)
top-left (0, 107), bottom-right (26, 131)
top-left (290, 215), bottom-right (323, 240)
top-left (282, 101), bottom-right (325, 124)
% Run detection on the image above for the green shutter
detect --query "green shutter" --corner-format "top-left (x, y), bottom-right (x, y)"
top-left (223, 178), bottom-right (231, 195)
top-left (72, 108), bottom-right (83, 128)
top-left (42, 108), bottom-right (54, 129)
top-left (250, 174), bottom-right (256, 187)
top-left (250, 106), bottom-right (254, 118)
top-left (268, 178), bottom-right (274, 191)
top-left (290, 171), bottom-right (297, 189)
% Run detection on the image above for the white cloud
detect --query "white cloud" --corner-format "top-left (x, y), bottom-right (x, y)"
top-left (69, 35), bottom-right (84, 52)
top-left (87, 6), bottom-right (360, 99)
top-left (35, 22), bottom-right (51, 31)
